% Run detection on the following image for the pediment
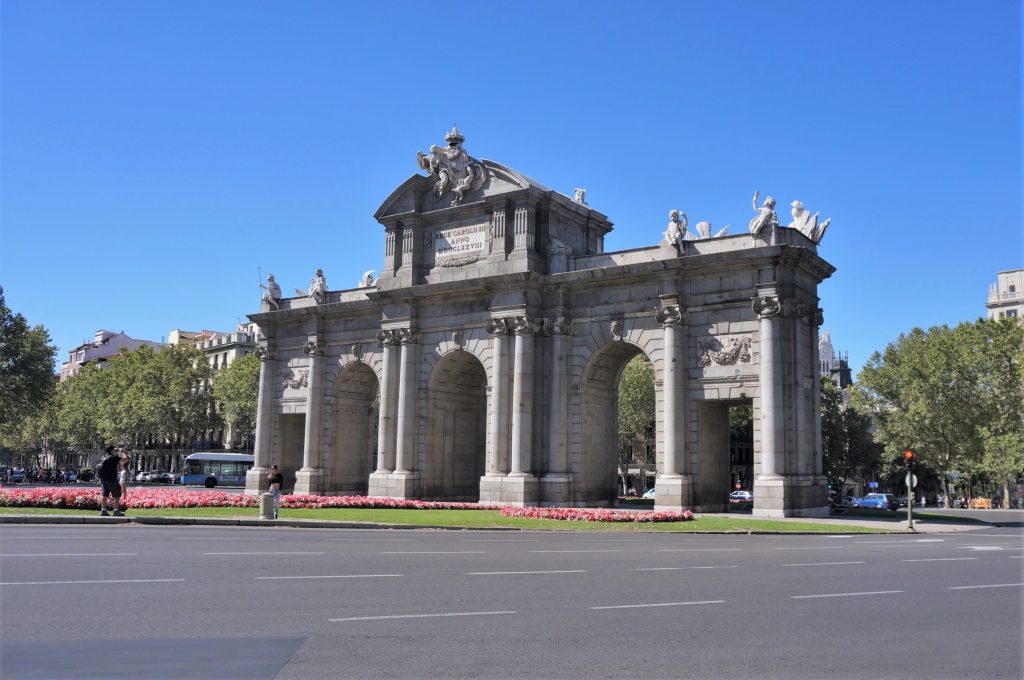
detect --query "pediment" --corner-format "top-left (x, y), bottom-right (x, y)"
top-left (374, 160), bottom-right (544, 221)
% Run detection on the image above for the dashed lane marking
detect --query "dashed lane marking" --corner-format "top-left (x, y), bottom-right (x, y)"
top-left (948, 583), bottom-right (1024, 590)
top-left (465, 570), bottom-right (586, 575)
top-left (784, 561), bottom-right (866, 567)
top-left (792, 590), bottom-right (902, 599)
top-left (591, 600), bottom-right (725, 610)
top-left (330, 610), bottom-right (516, 622)
top-left (1, 578), bottom-right (184, 586)
top-left (256, 574), bottom-right (402, 580)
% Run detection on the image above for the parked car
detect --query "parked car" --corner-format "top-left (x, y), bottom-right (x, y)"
top-left (729, 490), bottom-right (753, 509)
top-left (151, 471), bottom-right (175, 484)
top-left (854, 493), bottom-right (898, 511)
top-left (642, 488), bottom-right (656, 499)
top-left (896, 495), bottom-right (909, 508)
top-left (134, 471), bottom-right (148, 482)
top-left (11, 468), bottom-right (26, 483)
top-left (840, 496), bottom-right (856, 507)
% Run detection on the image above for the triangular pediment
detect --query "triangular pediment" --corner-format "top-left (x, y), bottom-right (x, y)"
top-left (374, 160), bottom-right (545, 221)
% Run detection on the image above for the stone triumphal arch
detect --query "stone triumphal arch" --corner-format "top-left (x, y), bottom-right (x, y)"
top-left (245, 129), bottom-right (836, 517)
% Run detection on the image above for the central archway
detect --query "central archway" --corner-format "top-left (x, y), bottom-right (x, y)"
top-left (423, 350), bottom-right (487, 501)
top-left (578, 342), bottom-right (653, 506)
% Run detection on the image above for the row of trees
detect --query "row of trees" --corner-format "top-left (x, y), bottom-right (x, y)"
top-left (1, 288), bottom-right (261, 465)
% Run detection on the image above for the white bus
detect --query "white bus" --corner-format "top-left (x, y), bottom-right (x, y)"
top-left (180, 452), bottom-right (254, 488)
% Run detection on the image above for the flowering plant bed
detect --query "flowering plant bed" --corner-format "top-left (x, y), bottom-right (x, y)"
top-left (0, 487), bottom-right (488, 512)
top-left (501, 506), bottom-right (692, 523)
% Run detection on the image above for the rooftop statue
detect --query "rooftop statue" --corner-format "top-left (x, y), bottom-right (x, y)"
top-left (295, 268), bottom-right (328, 304)
top-left (358, 270), bottom-right (376, 288)
top-left (662, 209), bottom-right (687, 255)
top-left (260, 274), bottom-right (281, 310)
top-left (417, 127), bottom-right (489, 207)
top-left (748, 191), bottom-right (778, 236)
top-left (788, 200), bottom-right (832, 243)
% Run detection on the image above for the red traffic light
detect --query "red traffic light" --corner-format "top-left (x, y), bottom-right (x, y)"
top-left (903, 450), bottom-right (914, 460)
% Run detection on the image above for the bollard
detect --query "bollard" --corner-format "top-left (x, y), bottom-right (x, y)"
top-left (259, 492), bottom-right (276, 520)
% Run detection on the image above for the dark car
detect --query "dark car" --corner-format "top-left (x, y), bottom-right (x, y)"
top-left (855, 493), bottom-right (898, 511)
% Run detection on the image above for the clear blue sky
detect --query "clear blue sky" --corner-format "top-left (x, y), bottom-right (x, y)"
top-left (2, 0), bottom-right (1020, 373)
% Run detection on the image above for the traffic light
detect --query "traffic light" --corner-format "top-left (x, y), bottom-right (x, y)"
top-left (903, 450), bottom-right (915, 469)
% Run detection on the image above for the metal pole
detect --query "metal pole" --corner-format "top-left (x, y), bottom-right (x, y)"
top-left (906, 470), bottom-right (914, 532)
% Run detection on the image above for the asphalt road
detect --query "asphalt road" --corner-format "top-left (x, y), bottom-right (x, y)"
top-left (1, 524), bottom-right (1021, 680)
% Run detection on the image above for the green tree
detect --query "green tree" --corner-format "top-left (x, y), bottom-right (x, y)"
top-left (617, 354), bottom-right (655, 491)
top-left (819, 376), bottom-right (848, 488)
top-left (0, 287), bottom-right (58, 443)
top-left (855, 319), bottom-right (1023, 506)
top-left (212, 352), bottom-right (260, 450)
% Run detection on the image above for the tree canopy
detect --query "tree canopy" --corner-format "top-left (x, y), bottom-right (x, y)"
top-left (0, 287), bottom-right (58, 444)
top-left (617, 354), bottom-right (655, 457)
top-left (854, 318), bottom-right (1023, 491)
top-left (212, 352), bottom-right (260, 449)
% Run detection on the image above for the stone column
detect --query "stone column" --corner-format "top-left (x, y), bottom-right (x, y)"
top-left (293, 339), bottom-right (326, 495)
top-left (245, 343), bottom-right (275, 495)
top-left (653, 302), bottom-right (691, 510)
top-left (509, 316), bottom-right (535, 477)
top-left (811, 307), bottom-right (825, 478)
top-left (375, 331), bottom-right (398, 473)
top-left (485, 319), bottom-right (511, 477)
top-left (541, 316), bottom-right (571, 505)
top-left (392, 328), bottom-right (419, 498)
top-left (754, 295), bottom-right (783, 479)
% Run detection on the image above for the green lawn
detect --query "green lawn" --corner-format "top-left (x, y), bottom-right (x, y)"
top-left (0, 506), bottom-right (892, 533)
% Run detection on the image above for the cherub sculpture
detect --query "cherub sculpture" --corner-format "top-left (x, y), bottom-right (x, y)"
top-left (748, 191), bottom-right (778, 236)
top-left (260, 274), bottom-right (281, 310)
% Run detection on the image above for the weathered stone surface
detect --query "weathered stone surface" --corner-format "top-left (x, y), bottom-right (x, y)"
top-left (246, 133), bottom-right (835, 517)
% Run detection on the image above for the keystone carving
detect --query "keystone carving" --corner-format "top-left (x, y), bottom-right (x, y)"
top-left (452, 329), bottom-right (464, 348)
top-left (351, 344), bottom-right (363, 360)
top-left (610, 319), bottom-right (624, 341)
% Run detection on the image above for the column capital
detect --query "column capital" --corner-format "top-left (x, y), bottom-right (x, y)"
top-left (395, 327), bottom-right (419, 345)
top-left (256, 344), bottom-right (276, 361)
top-left (812, 307), bottom-right (825, 327)
top-left (304, 339), bottom-right (325, 356)
top-left (376, 329), bottom-right (398, 347)
top-left (485, 318), bottom-right (510, 336)
top-left (752, 294), bottom-right (782, 318)
top-left (656, 304), bottom-right (683, 326)
top-left (511, 316), bottom-right (540, 336)
top-left (541, 316), bottom-right (572, 336)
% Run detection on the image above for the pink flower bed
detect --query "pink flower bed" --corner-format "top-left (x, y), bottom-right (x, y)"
top-left (0, 487), bottom-right (489, 511)
top-left (501, 506), bottom-right (693, 523)
top-left (0, 486), bottom-right (691, 522)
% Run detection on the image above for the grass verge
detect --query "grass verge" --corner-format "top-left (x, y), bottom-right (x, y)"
top-left (0, 506), bottom-right (891, 533)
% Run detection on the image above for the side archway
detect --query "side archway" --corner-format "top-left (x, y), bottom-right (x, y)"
top-left (423, 350), bottom-right (487, 501)
top-left (578, 341), bottom-right (653, 506)
top-left (326, 361), bottom-right (379, 495)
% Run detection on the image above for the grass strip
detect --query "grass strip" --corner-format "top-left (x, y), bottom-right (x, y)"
top-left (0, 506), bottom-right (890, 533)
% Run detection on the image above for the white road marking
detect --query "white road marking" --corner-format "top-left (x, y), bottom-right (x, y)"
top-left (575, 539), bottom-right (649, 542)
top-left (903, 557), bottom-right (978, 562)
top-left (792, 590), bottom-right (902, 599)
top-left (330, 610), bottom-right (516, 622)
top-left (176, 537), bottom-right (277, 541)
top-left (531, 549), bottom-right (624, 553)
top-left (1, 553), bottom-right (136, 557)
top-left (460, 539), bottom-right (538, 543)
top-left (948, 583), bottom-right (1024, 590)
top-left (855, 539), bottom-right (944, 544)
top-left (632, 566), bottom-right (739, 571)
top-left (591, 600), bottom-right (725, 610)
top-left (823, 535), bottom-right (853, 539)
top-left (202, 551), bottom-right (324, 555)
top-left (465, 570), bottom-right (586, 575)
top-left (328, 538), bottom-right (416, 542)
top-left (774, 546), bottom-right (844, 551)
top-left (1010, 556), bottom-right (1023, 559)
top-left (382, 551), bottom-right (486, 555)
top-left (1, 578), bottom-right (185, 586)
top-left (662, 548), bottom-right (741, 552)
top-left (961, 546), bottom-right (1007, 551)
top-left (256, 574), bottom-right (402, 580)
top-left (784, 561), bottom-right (866, 567)
top-left (1, 535), bottom-right (125, 539)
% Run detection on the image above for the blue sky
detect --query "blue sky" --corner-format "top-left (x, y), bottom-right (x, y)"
top-left (2, 0), bottom-right (1020, 373)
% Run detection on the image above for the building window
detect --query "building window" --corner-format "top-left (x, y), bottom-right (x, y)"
top-left (1008, 310), bottom-right (1018, 319)
top-left (1009, 284), bottom-right (1017, 293)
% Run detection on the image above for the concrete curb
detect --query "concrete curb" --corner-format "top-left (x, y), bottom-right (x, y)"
top-left (0, 513), bottom-right (995, 533)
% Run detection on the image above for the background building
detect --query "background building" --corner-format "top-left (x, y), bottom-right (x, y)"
top-left (59, 330), bottom-right (163, 381)
top-left (986, 269), bottom-right (1023, 321)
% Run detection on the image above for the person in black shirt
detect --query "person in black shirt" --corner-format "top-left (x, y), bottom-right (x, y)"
top-left (97, 445), bottom-right (126, 516)
top-left (267, 465), bottom-right (283, 519)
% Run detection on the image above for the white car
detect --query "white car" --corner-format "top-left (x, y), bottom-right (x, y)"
top-left (642, 488), bottom-right (656, 499)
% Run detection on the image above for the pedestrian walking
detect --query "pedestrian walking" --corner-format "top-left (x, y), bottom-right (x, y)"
top-left (97, 446), bottom-right (125, 516)
top-left (267, 465), bottom-right (283, 519)
top-left (117, 457), bottom-right (131, 514)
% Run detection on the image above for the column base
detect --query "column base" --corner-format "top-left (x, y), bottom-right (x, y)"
top-left (244, 467), bottom-right (269, 496)
top-left (753, 475), bottom-right (829, 518)
top-left (293, 468), bottom-right (325, 496)
top-left (478, 474), bottom-right (539, 506)
top-left (539, 474), bottom-right (571, 506)
top-left (367, 471), bottom-right (418, 499)
top-left (653, 474), bottom-right (693, 511)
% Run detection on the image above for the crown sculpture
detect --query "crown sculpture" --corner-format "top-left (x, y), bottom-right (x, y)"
top-left (417, 127), bottom-right (489, 207)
